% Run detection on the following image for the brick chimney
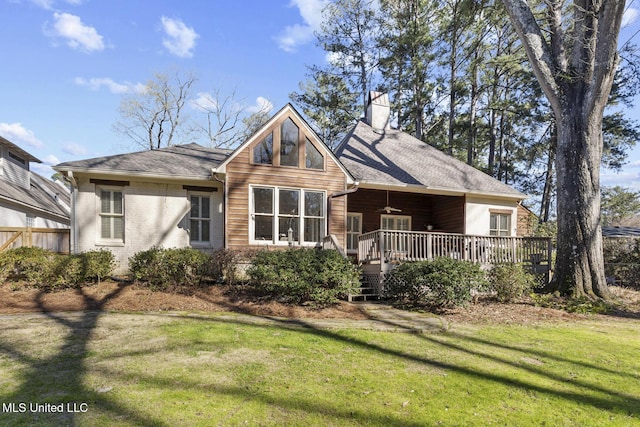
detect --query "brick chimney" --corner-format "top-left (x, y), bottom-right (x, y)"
top-left (365, 91), bottom-right (391, 132)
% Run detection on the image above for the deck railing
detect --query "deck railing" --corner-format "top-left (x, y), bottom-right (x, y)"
top-left (358, 230), bottom-right (552, 267)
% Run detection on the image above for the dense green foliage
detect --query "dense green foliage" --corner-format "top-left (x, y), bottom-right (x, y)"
top-left (384, 257), bottom-right (488, 309)
top-left (129, 247), bottom-right (211, 290)
top-left (487, 263), bottom-right (538, 302)
top-left (246, 248), bottom-right (360, 306)
top-left (0, 247), bottom-right (114, 289)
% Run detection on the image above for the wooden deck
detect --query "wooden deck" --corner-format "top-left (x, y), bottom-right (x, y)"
top-left (351, 230), bottom-right (553, 301)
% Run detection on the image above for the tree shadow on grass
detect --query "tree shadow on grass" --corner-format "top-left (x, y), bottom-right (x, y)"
top-left (0, 283), bottom-right (168, 427)
top-left (195, 312), bottom-right (640, 420)
top-left (1, 298), bottom-right (639, 425)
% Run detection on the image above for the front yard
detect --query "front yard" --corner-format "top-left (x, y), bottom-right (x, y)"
top-left (0, 282), bottom-right (639, 426)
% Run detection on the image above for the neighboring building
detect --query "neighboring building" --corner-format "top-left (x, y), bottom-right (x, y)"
top-left (55, 95), bottom-right (538, 275)
top-left (0, 136), bottom-right (70, 229)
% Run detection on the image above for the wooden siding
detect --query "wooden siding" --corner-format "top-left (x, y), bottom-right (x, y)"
top-left (225, 112), bottom-right (348, 250)
top-left (433, 195), bottom-right (465, 233)
top-left (347, 189), bottom-right (466, 234)
top-left (517, 204), bottom-right (536, 236)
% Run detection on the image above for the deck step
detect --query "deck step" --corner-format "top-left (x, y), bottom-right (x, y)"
top-left (348, 286), bottom-right (380, 302)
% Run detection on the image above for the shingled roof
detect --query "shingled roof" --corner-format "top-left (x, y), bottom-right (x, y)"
top-left (335, 120), bottom-right (525, 199)
top-left (0, 172), bottom-right (70, 222)
top-left (55, 143), bottom-right (232, 180)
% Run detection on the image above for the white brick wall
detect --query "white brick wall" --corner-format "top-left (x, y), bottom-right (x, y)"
top-left (75, 177), bottom-right (223, 274)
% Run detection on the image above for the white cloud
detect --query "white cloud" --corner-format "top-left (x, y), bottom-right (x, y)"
top-left (160, 16), bottom-right (198, 58)
top-left (0, 123), bottom-right (43, 148)
top-left (247, 97), bottom-right (274, 114)
top-left (74, 77), bottom-right (145, 94)
top-left (623, 7), bottom-right (639, 27)
top-left (43, 154), bottom-right (60, 165)
top-left (62, 142), bottom-right (88, 156)
top-left (190, 92), bottom-right (219, 112)
top-left (275, 0), bottom-right (328, 52)
top-left (47, 12), bottom-right (105, 53)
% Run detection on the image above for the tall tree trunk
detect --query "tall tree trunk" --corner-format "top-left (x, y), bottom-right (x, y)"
top-left (502, 0), bottom-right (625, 300)
top-left (552, 95), bottom-right (610, 298)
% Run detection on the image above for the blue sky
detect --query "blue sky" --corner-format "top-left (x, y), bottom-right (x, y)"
top-left (1, 0), bottom-right (639, 193)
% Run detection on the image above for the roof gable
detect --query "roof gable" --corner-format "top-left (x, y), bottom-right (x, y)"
top-left (0, 135), bottom-right (41, 164)
top-left (215, 103), bottom-right (355, 183)
top-left (335, 120), bottom-right (525, 199)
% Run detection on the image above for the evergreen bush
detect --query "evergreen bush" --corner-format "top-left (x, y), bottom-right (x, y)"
top-left (487, 263), bottom-right (538, 302)
top-left (246, 248), bottom-right (360, 306)
top-left (384, 257), bottom-right (488, 309)
top-left (129, 247), bottom-right (210, 290)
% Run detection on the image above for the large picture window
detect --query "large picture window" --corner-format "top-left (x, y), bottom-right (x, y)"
top-left (189, 195), bottom-right (211, 244)
top-left (99, 188), bottom-right (124, 241)
top-left (251, 186), bottom-right (325, 245)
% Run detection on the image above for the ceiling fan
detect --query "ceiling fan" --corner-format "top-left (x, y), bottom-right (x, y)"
top-left (377, 190), bottom-right (402, 214)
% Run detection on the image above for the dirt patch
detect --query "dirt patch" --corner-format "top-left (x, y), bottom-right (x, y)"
top-left (0, 281), bottom-right (369, 320)
top-left (1, 281), bottom-right (639, 324)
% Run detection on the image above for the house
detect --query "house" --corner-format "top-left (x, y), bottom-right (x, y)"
top-left (55, 94), bottom-right (550, 280)
top-left (0, 136), bottom-right (70, 252)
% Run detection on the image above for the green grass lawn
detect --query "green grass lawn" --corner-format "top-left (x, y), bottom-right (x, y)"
top-left (0, 311), bottom-right (639, 426)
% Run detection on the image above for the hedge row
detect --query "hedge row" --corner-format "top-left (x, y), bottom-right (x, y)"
top-left (0, 247), bottom-right (114, 290)
top-left (384, 258), bottom-right (537, 309)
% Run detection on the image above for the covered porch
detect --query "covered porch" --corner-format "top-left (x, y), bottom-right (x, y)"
top-left (351, 230), bottom-right (553, 301)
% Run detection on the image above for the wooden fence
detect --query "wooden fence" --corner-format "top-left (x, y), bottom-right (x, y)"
top-left (0, 227), bottom-right (70, 254)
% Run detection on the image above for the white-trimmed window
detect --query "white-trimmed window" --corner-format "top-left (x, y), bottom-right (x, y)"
top-left (99, 188), bottom-right (124, 242)
top-left (381, 214), bottom-right (411, 253)
top-left (490, 212), bottom-right (512, 236)
top-left (189, 195), bottom-right (211, 244)
top-left (346, 213), bottom-right (362, 253)
top-left (381, 214), bottom-right (411, 231)
top-left (251, 186), bottom-right (325, 245)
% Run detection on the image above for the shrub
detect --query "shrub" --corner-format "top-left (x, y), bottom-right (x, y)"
top-left (0, 248), bottom-right (114, 290)
top-left (487, 263), bottom-right (538, 302)
top-left (384, 257), bottom-right (488, 309)
top-left (246, 248), bottom-right (360, 306)
top-left (2, 247), bottom-right (55, 287)
top-left (51, 250), bottom-right (115, 289)
top-left (129, 247), bottom-right (210, 291)
top-left (208, 248), bottom-right (254, 285)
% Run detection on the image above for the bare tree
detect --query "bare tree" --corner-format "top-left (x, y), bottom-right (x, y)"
top-left (501, 0), bottom-right (626, 299)
top-left (114, 71), bottom-right (196, 150)
top-left (190, 88), bottom-right (249, 148)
